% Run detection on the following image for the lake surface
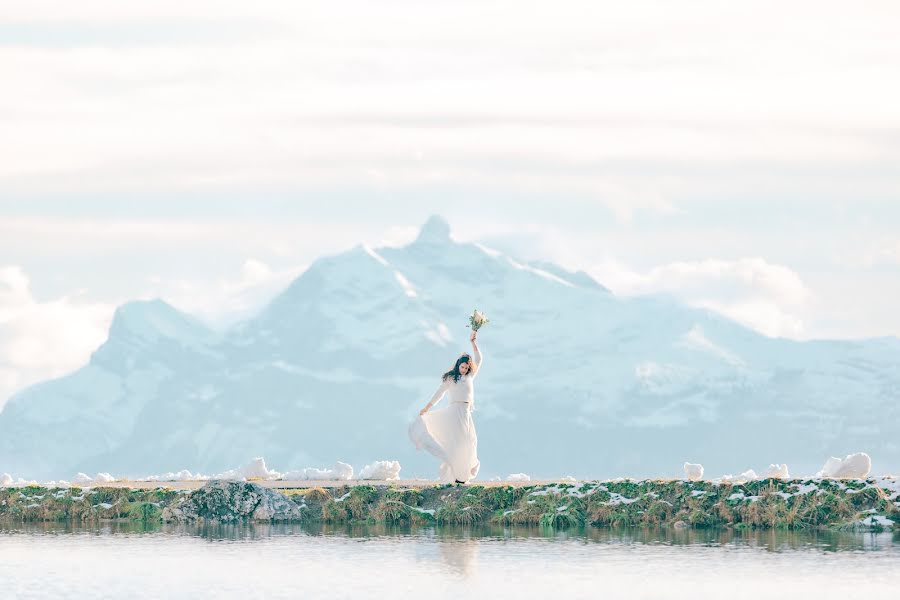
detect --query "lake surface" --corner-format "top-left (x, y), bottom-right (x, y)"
top-left (1, 523), bottom-right (898, 599)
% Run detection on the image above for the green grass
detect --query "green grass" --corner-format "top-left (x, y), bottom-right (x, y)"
top-left (2, 479), bottom-right (896, 531)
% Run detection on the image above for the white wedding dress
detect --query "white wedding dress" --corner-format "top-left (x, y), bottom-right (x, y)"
top-left (408, 347), bottom-right (482, 483)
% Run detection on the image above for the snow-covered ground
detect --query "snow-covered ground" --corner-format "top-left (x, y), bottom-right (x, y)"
top-left (3, 452), bottom-right (888, 490)
top-left (1, 457), bottom-right (402, 487)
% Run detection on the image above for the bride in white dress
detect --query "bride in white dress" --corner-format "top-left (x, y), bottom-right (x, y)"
top-left (408, 330), bottom-right (482, 484)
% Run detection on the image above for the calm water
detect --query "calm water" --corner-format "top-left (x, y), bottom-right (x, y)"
top-left (1, 523), bottom-right (898, 599)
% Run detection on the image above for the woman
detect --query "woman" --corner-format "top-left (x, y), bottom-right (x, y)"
top-left (408, 330), bottom-right (482, 484)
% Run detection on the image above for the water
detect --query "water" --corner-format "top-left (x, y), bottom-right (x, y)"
top-left (1, 523), bottom-right (898, 599)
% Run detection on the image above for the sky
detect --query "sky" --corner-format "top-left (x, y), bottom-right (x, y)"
top-left (1, 0), bottom-right (900, 407)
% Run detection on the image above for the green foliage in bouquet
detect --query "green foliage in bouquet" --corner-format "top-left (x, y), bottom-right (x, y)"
top-left (468, 309), bottom-right (490, 331)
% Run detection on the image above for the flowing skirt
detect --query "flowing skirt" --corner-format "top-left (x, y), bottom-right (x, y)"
top-left (408, 402), bottom-right (480, 483)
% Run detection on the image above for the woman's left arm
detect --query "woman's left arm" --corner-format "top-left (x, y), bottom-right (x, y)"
top-left (470, 331), bottom-right (483, 377)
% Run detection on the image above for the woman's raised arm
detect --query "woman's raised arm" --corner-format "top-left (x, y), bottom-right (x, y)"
top-left (470, 331), bottom-right (483, 378)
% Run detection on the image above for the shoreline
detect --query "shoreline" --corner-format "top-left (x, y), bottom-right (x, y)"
top-left (2, 477), bottom-right (897, 532)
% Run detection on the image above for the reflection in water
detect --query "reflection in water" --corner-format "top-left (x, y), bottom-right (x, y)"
top-left (2, 522), bottom-right (899, 599)
top-left (3, 520), bottom-right (898, 554)
top-left (437, 534), bottom-right (479, 576)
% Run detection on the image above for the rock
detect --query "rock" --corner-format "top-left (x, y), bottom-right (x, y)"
top-left (162, 480), bottom-right (303, 523)
top-left (160, 505), bottom-right (185, 521)
top-left (817, 453), bottom-right (871, 478)
top-left (673, 520), bottom-right (688, 529)
top-left (683, 462), bottom-right (704, 481)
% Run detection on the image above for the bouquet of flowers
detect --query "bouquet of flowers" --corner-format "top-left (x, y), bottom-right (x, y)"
top-left (468, 309), bottom-right (490, 331)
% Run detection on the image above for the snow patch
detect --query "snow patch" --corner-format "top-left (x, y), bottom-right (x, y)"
top-left (793, 482), bottom-right (820, 496)
top-left (506, 257), bottom-right (575, 287)
top-left (473, 242), bottom-right (503, 258)
top-left (718, 470), bottom-right (758, 484)
top-left (94, 473), bottom-right (116, 484)
top-left (282, 461), bottom-right (354, 481)
top-left (67, 472), bottom-right (119, 486)
top-left (145, 469), bottom-right (209, 482)
top-left (683, 462), bottom-right (704, 481)
top-left (876, 476), bottom-right (899, 502)
top-left (393, 271), bottom-right (417, 298)
top-left (71, 473), bottom-right (94, 485)
top-left (606, 492), bottom-right (638, 505)
top-left (817, 453), bottom-right (871, 478)
top-left (42, 480), bottom-right (71, 488)
top-left (214, 457), bottom-right (282, 481)
top-left (358, 460), bottom-right (401, 480)
top-left (680, 325), bottom-right (746, 368)
top-left (361, 244), bottom-right (389, 266)
top-left (740, 469), bottom-right (758, 481)
top-left (859, 515), bottom-right (894, 528)
top-left (764, 464), bottom-right (790, 479)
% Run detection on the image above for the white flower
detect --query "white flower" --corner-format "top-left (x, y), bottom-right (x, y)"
top-left (468, 309), bottom-right (490, 331)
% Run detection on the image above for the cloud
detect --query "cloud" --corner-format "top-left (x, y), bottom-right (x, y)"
top-left (1, 0), bottom-right (898, 210)
top-left (470, 221), bottom-right (817, 338)
top-left (590, 257), bottom-right (813, 338)
top-left (147, 258), bottom-right (305, 328)
top-left (0, 257), bottom-right (305, 408)
top-left (0, 266), bottom-right (113, 408)
top-left (0, 217), bottom-right (220, 240)
top-left (861, 238), bottom-right (900, 268)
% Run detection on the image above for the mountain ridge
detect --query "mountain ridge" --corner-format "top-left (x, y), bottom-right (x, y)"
top-left (1, 215), bottom-right (898, 480)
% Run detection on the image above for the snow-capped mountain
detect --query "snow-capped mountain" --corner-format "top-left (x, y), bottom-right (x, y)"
top-left (2, 215), bottom-right (899, 480)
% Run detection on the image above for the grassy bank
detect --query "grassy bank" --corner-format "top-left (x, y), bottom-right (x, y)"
top-left (2, 477), bottom-right (897, 531)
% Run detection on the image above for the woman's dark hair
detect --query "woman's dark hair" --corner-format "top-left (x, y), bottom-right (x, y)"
top-left (442, 353), bottom-right (472, 383)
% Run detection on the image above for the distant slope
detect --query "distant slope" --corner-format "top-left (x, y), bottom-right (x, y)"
top-left (1, 216), bottom-right (898, 480)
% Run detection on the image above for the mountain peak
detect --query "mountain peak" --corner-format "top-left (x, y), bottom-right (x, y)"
top-left (107, 298), bottom-right (213, 345)
top-left (414, 215), bottom-right (452, 244)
